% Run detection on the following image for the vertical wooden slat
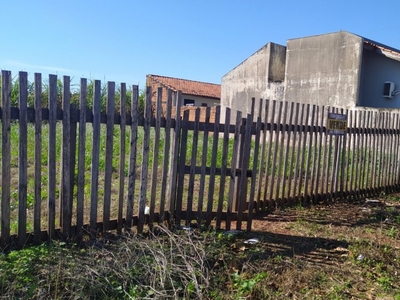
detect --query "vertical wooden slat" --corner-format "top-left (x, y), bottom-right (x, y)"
top-left (60, 76), bottom-right (72, 237)
top-left (304, 105), bottom-right (316, 203)
top-left (331, 108), bottom-right (340, 200)
top-left (256, 100), bottom-right (269, 210)
top-left (18, 72), bottom-right (28, 245)
top-left (76, 78), bottom-right (87, 233)
top-left (287, 103), bottom-right (300, 202)
top-left (310, 105), bottom-right (320, 203)
top-left (34, 73), bottom-right (42, 239)
top-left (275, 101), bottom-right (287, 205)
top-left (226, 111), bottom-right (242, 230)
top-left (149, 87), bottom-right (162, 225)
top-left (206, 106), bottom-right (220, 226)
top-left (197, 107), bottom-right (211, 225)
top-left (186, 108), bottom-right (200, 225)
top-left (293, 103), bottom-right (305, 202)
top-left (236, 113), bottom-right (252, 230)
top-left (348, 110), bottom-right (355, 197)
top-left (298, 104), bottom-right (310, 202)
top-left (391, 114), bottom-right (399, 190)
top-left (321, 107), bottom-right (330, 200)
top-left (47, 74), bottom-right (57, 241)
top-left (103, 81), bottom-right (115, 231)
top-left (117, 83), bottom-right (126, 233)
top-left (339, 109), bottom-right (348, 200)
top-left (138, 86), bottom-right (151, 233)
top-left (126, 85), bottom-right (139, 230)
top-left (395, 114), bottom-right (400, 190)
top-left (1, 70), bottom-right (11, 247)
top-left (167, 91), bottom-right (182, 215)
top-left (159, 89), bottom-right (173, 222)
top-left (90, 80), bottom-right (101, 232)
top-left (315, 106), bottom-right (325, 201)
top-left (247, 99), bottom-right (263, 231)
top-left (325, 107), bottom-right (334, 201)
top-left (216, 107), bottom-right (231, 229)
top-left (282, 102), bottom-right (294, 204)
top-left (263, 100), bottom-right (276, 210)
top-left (378, 112), bottom-right (385, 194)
top-left (269, 101), bottom-right (283, 207)
top-left (365, 111), bottom-right (373, 197)
top-left (360, 110), bottom-right (368, 197)
top-left (354, 110), bottom-right (362, 199)
top-left (176, 110), bottom-right (189, 226)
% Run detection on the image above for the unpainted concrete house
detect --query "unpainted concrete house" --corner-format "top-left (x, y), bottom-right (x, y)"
top-left (222, 31), bottom-right (400, 119)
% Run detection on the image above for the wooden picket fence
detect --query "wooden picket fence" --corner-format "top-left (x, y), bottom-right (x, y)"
top-left (1, 70), bottom-right (400, 249)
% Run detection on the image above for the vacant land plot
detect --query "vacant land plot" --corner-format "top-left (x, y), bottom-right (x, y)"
top-left (0, 196), bottom-right (399, 299)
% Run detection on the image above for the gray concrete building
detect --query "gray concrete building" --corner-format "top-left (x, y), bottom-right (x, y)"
top-left (221, 31), bottom-right (400, 119)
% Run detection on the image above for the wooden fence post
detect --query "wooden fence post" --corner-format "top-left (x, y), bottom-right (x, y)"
top-left (126, 85), bottom-right (139, 231)
top-left (138, 86), bottom-right (152, 233)
top-left (60, 76), bottom-right (72, 239)
top-left (47, 75), bottom-right (58, 241)
top-left (34, 73), bottom-right (43, 242)
top-left (18, 72), bottom-right (28, 246)
top-left (89, 80), bottom-right (101, 234)
top-left (117, 83), bottom-right (126, 233)
top-left (76, 78), bottom-right (87, 234)
top-left (1, 70), bottom-right (11, 248)
top-left (103, 81), bottom-right (115, 232)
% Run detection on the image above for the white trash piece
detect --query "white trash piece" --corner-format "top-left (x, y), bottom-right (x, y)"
top-left (244, 238), bottom-right (260, 245)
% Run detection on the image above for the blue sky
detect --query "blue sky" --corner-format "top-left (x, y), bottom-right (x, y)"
top-left (1, 1), bottom-right (399, 86)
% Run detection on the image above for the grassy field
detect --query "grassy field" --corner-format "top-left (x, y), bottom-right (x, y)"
top-left (0, 194), bottom-right (399, 299)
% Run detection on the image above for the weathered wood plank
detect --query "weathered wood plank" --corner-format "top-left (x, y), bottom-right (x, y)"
top-left (138, 86), bottom-right (152, 233)
top-left (149, 87), bottom-right (162, 225)
top-left (226, 111), bottom-right (242, 230)
top-left (315, 106), bottom-right (325, 200)
top-left (126, 85), bottom-right (139, 230)
top-left (287, 102), bottom-right (300, 202)
top-left (263, 100), bottom-right (276, 210)
top-left (216, 107), bottom-right (230, 229)
top-left (76, 78), bottom-right (87, 233)
top-left (176, 110), bottom-right (189, 226)
top-left (247, 99), bottom-right (263, 231)
top-left (34, 73), bottom-right (43, 240)
top-left (281, 102), bottom-right (294, 205)
top-left (293, 103), bottom-right (305, 202)
top-left (117, 83), bottom-right (126, 233)
top-left (298, 104), bottom-right (310, 204)
top-left (304, 105), bottom-right (316, 203)
top-left (1, 70), bottom-right (11, 247)
top-left (18, 72), bottom-right (28, 245)
top-left (159, 89), bottom-right (173, 223)
top-left (274, 101), bottom-right (286, 205)
top-left (310, 105), bottom-right (320, 203)
top-left (47, 74), bottom-right (58, 241)
top-left (60, 76), bottom-right (72, 238)
top-left (197, 106), bottom-right (211, 226)
top-left (102, 82), bottom-right (115, 231)
top-left (206, 106), bottom-right (221, 226)
top-left (236, 113), bottom-right (252, 230)
top-left (256, 100), bottom-right (269, 210)
top-left (186, 108), bottom-right (200, 225)
top-left (90, 80), bottom-right (101, 232)
top-left (167, 91), bottom-right (182, 214)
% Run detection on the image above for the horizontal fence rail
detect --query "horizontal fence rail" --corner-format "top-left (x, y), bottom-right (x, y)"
top-left (1, 70), bottom-right (400, 249)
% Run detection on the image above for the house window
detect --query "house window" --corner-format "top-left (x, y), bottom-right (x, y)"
top-left (184, 99), bottom-right (195, 106)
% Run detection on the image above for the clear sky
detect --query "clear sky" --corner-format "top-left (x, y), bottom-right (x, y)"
top-left (1, 0), bottom-right (399, 87)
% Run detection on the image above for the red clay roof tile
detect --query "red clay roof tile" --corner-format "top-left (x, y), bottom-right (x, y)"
top-left (147, 74), bottom-right (220, 99)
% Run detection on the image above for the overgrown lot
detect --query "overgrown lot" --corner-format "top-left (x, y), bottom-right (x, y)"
top-left (1, 195), bottom-right (399, 299)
